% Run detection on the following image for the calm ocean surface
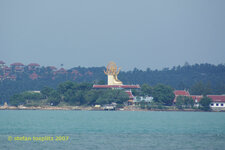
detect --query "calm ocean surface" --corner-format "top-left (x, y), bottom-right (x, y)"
top-left (0, 110), bottom-right (225, 150)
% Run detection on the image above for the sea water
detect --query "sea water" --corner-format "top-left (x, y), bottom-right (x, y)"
top-left (0, 110), bottom-right (225, 150)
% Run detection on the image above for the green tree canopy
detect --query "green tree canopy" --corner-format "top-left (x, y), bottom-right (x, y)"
top-left (57, 81), bottom-right (76, 95)
top-left (141, 84), bottom-right (152, 96)
top-left (9, 94), bottom-right (25, 106)
top-left (95, 89), bottom-right (129, 105)
top-left (9, 91), bottom-right (44, 106)
top-left (41, 87), bottom-right (54, 98)
top-left (48, 90), bottom-right (61, 106)
top-left (152, 84), bottom-right (175, 106)
top-left (199, 96), bottom-right (212, 111)
top-left (176, 96), bottom-right (194, 109)
top-left (190, 81), bottom-right (212, 95)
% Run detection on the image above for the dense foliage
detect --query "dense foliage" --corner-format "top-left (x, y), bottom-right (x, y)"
top-left (9, 81), bottom-right (129, 106)
top-left (152, 84), bottom-right (175, 106)
top-left (131, 83), bottom-right (175, 106)
top-left (1, 63), bottom-right (225, 104)
top-left (10, 91), bottom-right (44, 106)
top-left (199, 96), bottom-right (212, 111)
top-left (175, 96), bottom-right (194, 109)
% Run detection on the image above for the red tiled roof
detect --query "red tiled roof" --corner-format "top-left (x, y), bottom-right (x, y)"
top-left (173, 90), bottom-right (190, 102)
top-left (55, 68), bottom-right (67, 74)
top-left (207, 95), bottom-right (225, 102)
top-left (189, 95), bottom-right (225, 103)
top-left (57, 68), bottom-right (67, 72)
top-left (0, 60), bottom-right (5, 64)
top-left (125, 90), bottom-right (134, 98)
top-left (28, 63), bottom-right (40, 66)
top-left (174, 90), bottom-right (190, 96)
top-left (10, 62), bottom-right (24, 66)
top-left (191, 95), bottom-right (203, 102)
top-left (93, 85), bottom-right (140, 89)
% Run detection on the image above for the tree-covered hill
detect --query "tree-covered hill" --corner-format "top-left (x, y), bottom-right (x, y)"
top-left (1, 63), bottom-right (225, 104)
top-left (119, 63), bottom-right (225, 94)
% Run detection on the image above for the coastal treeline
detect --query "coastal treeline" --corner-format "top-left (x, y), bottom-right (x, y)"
top-left (9, 81), bottom-right (176, 107)
top-left (132, 84), bottom-right (175, 106)
top-left (9, 81), bottom-right (213, 111)
top-left (9, 81), bottom-right (129, 107)
top-left (1, 63), bottom-right (225, 103)
top-left (133, 84), bottom-right (212, 111)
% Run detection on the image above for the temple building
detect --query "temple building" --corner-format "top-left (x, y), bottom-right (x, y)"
top-left (93, 62), bottom-right (140, 101)
top-left (173, 90), bottom-right (225, 111)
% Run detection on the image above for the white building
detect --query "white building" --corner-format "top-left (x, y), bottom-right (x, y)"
top-left (208, 95), bottom-right (225, 111)
top-left (133, 96), bottom-right (153, 103)
top-left (174, 90), bottom-right (225, 111)
top-left (192, 95), bottom-right (225, 110)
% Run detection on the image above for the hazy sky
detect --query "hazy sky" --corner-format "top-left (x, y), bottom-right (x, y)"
top-left (1, 0), bottom-right (225, 70)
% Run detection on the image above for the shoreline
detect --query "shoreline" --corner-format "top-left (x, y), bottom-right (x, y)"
top-left (0, 106), bottom-right (223, 112)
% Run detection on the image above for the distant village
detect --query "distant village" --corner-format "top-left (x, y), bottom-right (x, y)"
top-left (0, 60), bottom-right (93, 81)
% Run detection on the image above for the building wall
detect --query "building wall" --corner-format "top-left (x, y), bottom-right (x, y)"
top-left (210, 102), bottom-right (225, 111)
top-left (210, 102), bottom-right (225, 108)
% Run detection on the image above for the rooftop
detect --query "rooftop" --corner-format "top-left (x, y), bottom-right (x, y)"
top-left (10, 62), bottom-right (24, 66)
top-left (174, 90), bottom-right (190, 96)
top-left (93, 85), bottom-right (140, 89)
top-left (28, 63), bottom-right (40, 67)
top-left (208, 95), bottom-right (225, 102)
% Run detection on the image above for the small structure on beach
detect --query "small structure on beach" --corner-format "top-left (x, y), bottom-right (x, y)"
top-left (103, 104), bottom-right (116, 110)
